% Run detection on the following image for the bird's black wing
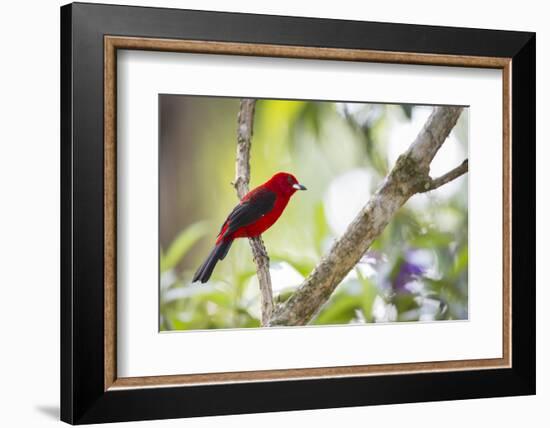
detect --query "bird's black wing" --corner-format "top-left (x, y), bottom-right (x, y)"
top-left (219, 187), bottom-right (276, 238)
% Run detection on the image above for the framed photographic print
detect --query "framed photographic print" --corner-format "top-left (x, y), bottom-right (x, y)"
top-left (60, 2), bottom-right (535, 424)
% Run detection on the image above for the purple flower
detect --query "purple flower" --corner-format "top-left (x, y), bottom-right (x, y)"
top-left (393, 255), bottom-right (426, 293)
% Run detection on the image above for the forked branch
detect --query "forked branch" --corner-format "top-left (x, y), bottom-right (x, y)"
top-left (421, 159), bottom-right (468, 192)
top-left (269, 106), bottom-right (465, 326)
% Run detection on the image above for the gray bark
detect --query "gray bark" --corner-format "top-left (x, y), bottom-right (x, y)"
top-left (269, 106), bottom-right (465, 326)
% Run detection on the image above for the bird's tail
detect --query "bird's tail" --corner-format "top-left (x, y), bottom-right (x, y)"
top-left (192, 240), bottom-right (233, 284)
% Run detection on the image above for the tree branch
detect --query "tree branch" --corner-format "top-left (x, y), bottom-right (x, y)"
top-left (269, 106), bottom-right (464, 326)
top-left (421, 159), bottom-right (468, 192)
top-left (234, 99), bottom-right (274, 326)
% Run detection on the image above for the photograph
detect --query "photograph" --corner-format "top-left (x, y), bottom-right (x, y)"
top-left (159, 95), bottom-right (469, 331)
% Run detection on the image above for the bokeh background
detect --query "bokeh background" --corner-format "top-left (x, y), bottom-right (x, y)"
top-left (159, 95), bottom-right (469, 331)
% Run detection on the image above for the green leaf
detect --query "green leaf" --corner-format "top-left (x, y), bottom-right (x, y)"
top-left (409, 230), bottom-right (454, 248)
top-left (452, 245), bottom-right (468, 278)
top-left (161, 221), bottom-right (210, 272)
top-left (393, 294), bottom-right (419, 313)
top-left (313, 289), bottom-right (362, 325)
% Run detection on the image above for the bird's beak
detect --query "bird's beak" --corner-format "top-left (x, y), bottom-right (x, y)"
top-left (292, 183), bottom-right (307, 191)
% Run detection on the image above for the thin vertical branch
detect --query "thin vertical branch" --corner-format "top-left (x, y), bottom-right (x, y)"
top-left (234, 99), bottom-right (274, 326)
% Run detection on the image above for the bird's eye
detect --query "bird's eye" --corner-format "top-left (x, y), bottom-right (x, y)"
top-left (287, 176), bottom-right (293, 184)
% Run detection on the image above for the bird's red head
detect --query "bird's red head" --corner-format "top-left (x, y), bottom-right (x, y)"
top-left (266, 172), bottom-right (307, 197)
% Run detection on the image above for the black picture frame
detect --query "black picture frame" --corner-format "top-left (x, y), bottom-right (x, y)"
top-left (61, 2), bottom-right (535, 424)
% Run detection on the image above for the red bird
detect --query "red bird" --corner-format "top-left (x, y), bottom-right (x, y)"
top-left (192, 172), bottom-right (306, 283)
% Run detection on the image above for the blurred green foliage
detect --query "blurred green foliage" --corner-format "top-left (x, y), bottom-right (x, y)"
top-left (159, 98), bottom-right (468, 331)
